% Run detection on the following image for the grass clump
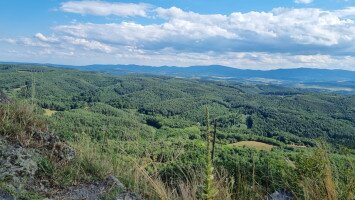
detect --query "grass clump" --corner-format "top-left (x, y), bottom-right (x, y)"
top-left (0, 101), bottom-right (47, 144)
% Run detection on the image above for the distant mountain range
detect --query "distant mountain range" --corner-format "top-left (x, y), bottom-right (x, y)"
top-left (2, 62), bottom-right (355, 93)
top-left (68, 64), bottom-right (355, 82)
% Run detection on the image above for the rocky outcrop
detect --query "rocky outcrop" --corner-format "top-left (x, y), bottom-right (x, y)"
top-left (33, 131), bottom-right (76, 161)
top-left (0, 189), bottom-right (15, 200)
top-left (0, 134), bottom-right (75, 197)
top-left (0, 137), bottom-right (39, 192)
top-left (58, 175), bottom-right (140, 200)
top-left (267, 190), bottom-right (293, 200)
top-left (0, 135), bottom-right (139, 200)
top-left (0, 91), bottom-right (9, 103)
top-left (116, 192), bottom-right (141, 200)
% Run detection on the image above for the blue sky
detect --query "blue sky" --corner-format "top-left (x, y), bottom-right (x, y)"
top-left (0, 0), bottom-right (354, 70)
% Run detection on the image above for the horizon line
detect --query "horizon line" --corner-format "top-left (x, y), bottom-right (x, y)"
top-left (1, 61), bottom-right (354, 72)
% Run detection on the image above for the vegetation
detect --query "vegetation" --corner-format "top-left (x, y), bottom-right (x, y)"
top-left (0, 64), bottom-right (354, 199)
top-left (227, 141), bottom-right (274, 151)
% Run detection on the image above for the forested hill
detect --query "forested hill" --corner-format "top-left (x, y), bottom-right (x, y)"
top-left (0, 64), bottom-right (354, 148)
top-left (71, 64), bottom-right (355, 82)
top-left (2, 62), bottom-right (355, 90)
top-left (1, 64), bottom-right (355, 199)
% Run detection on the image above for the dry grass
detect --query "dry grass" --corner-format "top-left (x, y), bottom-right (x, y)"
top-left (228, 141), bottom-right (274, 151)
top-left (68, 135), bottom-right (174, 199)
top-left (67, 134), bottom-right (236, 200)
top-left (0, 102), bottom-right (47, 145)
top-left (44, 109), bottom-right (57, 117)
top-left (297, 143), bottom-right (339, 200)
top-left (318, 144), bottom-right (337, 200)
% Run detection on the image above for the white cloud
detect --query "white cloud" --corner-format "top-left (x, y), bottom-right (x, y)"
top-left (63, 36), bottom-right (113, 53)
top-left (295, 0), bottom-right (313, 4)
top-left (333, 7), bottom-right (355, 17)
top-left (53, 7), bottom-right (355, 52)
top-left (0, 38), bottom-right (17, 44)
top-left (60, 1), bottom-right (151, 17)
top-left (1, 3), bottom-right (355, 70)
top-left (6, 37), bottom-right (50, 47)
top-left (35, 33), bottom-right (58, 43)
top-left (2, 33), bottom-right (112, 53)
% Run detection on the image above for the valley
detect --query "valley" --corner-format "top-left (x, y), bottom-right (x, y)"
top-left (0, 64), bottom-right (354, 199)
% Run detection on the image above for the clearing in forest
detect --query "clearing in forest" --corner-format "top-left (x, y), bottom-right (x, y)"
top-left (44, 109), bottom-right (57, 117)
top-left (228, 141), bottom-right (274, 151)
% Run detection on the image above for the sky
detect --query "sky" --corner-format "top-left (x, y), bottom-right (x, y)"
top-left (0, 0), bottom-right (354, 70)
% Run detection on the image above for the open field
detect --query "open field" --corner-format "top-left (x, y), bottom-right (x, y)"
top-left (228, 141), bottom-right (275, 151)
top-left (44, 109), bottom-right (57, 117)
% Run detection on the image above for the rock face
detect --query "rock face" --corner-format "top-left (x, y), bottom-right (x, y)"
top-left (0, 91), bottom-right (9, 103)
top-left (0, 134), bottom-right (75, 197)
top-left (59, 175), bottom-right (140, 200)
top-left (33, 131), bottom-right (76, 161)
top-left (267, 190), bottom-right (293, 200)
top-left (0, 137), bottom-right (39, 191)
top-left (116, 192), bottom-right (141, 200)
top-left (0, 134), bottom-right (140, 200)
top-left (0, 189), bottom-right (15, 200)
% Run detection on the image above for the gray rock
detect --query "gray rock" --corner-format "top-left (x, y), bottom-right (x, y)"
top-left (116, 192), bottom-right (141, 200)
top-left (0, 189), bottom-right (15, 200)
top-left (33, 131), bottom-right (76, 161)
top-left (0, 137), bottom-right (38, 190)
top-left (59, 175), bottom-right (127, 200)
top-left (104, 176), bottom-right (126, 190)
top-left (0, 91), bottom-right (9, 103)
top-left (267, 190), bottom-right (293, 200)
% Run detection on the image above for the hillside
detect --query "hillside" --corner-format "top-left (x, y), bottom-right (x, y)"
top-left (1, 64), bottom-right (354, 147)
top-left (0, 64), bottom-right (354, 199)
top-left (59, 64), bottom-right (355, 94)
top-left (3, 62), bottom-right (355, 93)
top-left (76, 64), bottom-right (355, 82)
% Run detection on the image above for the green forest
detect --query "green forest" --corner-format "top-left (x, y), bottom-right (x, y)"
top-left (0, 64), bottom-right (354, 199)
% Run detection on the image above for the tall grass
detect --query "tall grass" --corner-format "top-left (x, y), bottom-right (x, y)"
top-left (0, 102), bottom-right (47, 145)
top-left (296, 142), bottom-right (340, 200)
top-left (203, 106), bottom-right (216, 200)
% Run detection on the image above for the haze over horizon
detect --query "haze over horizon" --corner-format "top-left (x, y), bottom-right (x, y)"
top-left (1, 0), bottom-right (355, 70)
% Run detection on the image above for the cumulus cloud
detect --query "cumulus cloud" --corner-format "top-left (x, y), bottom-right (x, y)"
top-left (333, 7), bottom-right (355, 17)
top-left (2, 33), bottom-right (113, 53)
top-left (63, 36), bottom-right (113, 53)
top-left (52, 7), bottom-right (355, 55)
top-left (295, 0), bottom-right (313, 4)
top-left (35, 33), bottom-right (59, 43)
top-left (1, 3), bottom-right (355, 70)
top-left (60, 1), bottom-right (151, 17)
top-left (2, 37), bottom-right (50, 47)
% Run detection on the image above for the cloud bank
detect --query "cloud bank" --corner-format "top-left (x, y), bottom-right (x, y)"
top-left (60, 1), bottom-right (151, 17)
top-left (1, 1), bottom-right (355, 70)
top-left (295, 0), bottom-right (313, 4)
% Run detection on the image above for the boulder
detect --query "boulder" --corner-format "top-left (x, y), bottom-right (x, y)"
top-left (116, 192), bottom-right (141, 200)
top-left (59, 175), bottom-right (129, 200)
top-left (0, 189), bottom-right (15, 200)
top-left (267, 190), bottom-right (293, 200)
top-left (0, 137), bottom-right (38, 191)
top-left (0, 91), bottom-right (9, 103)
top-left (33, 131), bottom-right (76, 161)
